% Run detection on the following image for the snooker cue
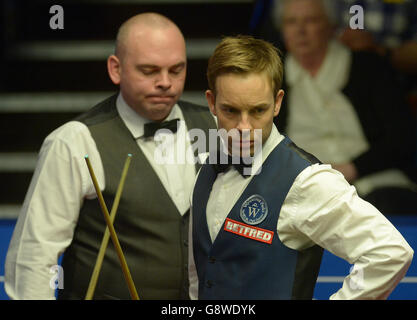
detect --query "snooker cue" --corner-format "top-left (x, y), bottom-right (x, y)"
top-left (84, 155), bottom-right (139, 300)
top-left (85, 154), bottom-right (133, 300)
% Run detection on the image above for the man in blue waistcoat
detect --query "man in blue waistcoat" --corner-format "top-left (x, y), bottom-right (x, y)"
top-left (189, 35), bottom-right (413, 299)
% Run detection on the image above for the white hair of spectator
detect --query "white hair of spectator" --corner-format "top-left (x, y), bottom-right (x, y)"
top-left (272, 0), bottom-right (338, 30)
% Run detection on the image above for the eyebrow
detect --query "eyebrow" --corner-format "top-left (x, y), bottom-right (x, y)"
top-left (170, 62), bottom-right (186, 69)
top-left (220, 103), bottom-right (270, 109)
top-left (252, 103), bottom-right (270, 108)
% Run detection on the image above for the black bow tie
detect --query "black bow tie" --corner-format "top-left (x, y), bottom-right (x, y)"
top-left (143, 118), bottom-right (179, 138)
top-left (212, 152), bottom-right (253, 178)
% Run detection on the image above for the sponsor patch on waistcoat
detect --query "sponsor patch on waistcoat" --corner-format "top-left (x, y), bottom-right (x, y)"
top-left (224, 218), bottom-right (274, 244)
top-left (240, 194), bottom-right (268, 225)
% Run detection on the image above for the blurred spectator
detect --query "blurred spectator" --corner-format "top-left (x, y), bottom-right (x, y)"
top-left (337, 0), bottom-right (417, 75)
top-left (272, 0), bottom-right (417, 215)
top-left (337, 0), bottom-right (417, 119)
top-left (251, 0), bottom-right (417, 73)
top-left (250, 0), bottom-right (417, 113)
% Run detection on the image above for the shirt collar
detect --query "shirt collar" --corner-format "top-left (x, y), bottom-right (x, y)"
top-left (215, 124), bottom-right (284, 177)
top-left (116, 93), bottom-right (183, 139)
top-left (251, 124), bottom-right (284, 174)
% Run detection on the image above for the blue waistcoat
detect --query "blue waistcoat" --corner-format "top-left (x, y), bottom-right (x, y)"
top-left (192, 136), bottom-right (323, 300)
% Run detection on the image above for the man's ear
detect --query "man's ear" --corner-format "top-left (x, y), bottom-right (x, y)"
top-left (107, 55), bottom-right (121, 85)
top-left (205, 90), bottom-right (217, 116)
top-left (274, 89), bottom-right (285, 117)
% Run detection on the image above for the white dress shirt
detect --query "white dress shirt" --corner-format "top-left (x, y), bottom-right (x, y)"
top-left (5, 94), bottom-right (197, 299)
top-left (188, 125), bottom-right (414, 300)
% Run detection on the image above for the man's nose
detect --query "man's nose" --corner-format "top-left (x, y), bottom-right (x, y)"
top-left (236, 113), bottom-right (253, 131)
top-left (156, 71), bottom-right (172, 90)
top-left (295, 20), bottom-right (307, 35)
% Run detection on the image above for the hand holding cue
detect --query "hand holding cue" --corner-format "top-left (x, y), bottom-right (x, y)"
top-left (85, 154), bottom-right (132, 300)
top-left (84, 155), bottom-right (139, 300)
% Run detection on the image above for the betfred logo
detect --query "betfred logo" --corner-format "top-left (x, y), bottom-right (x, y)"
top-left (224, 218), bottom-right (274, 244)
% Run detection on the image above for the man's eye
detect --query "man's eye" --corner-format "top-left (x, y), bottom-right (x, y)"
top-left (170, 67), bottom-right (184, 75)
top-left (141, 69), bottom-right (157, 75)
top-left (253, 108), bottom-right (266, 114)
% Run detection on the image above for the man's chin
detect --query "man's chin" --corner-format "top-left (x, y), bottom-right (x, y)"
top-left (147, 102), bottom-right (176, 121)
top-left (229, 146), bottom-right (254, 158)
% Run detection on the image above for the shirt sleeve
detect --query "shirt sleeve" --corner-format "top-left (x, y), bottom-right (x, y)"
top-left (4, 121), bottom-right (104, 300)
top-left (279, 164), bottom-right (414, 300)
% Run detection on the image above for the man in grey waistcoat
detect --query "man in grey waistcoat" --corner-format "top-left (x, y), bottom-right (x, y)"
top-left (5, 13), bottom-right (215, 300)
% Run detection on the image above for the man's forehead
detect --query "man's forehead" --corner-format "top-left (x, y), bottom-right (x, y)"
top-left (283, 0), bottom-right (327, 18)
top-left (215, 72), bottom-right (272, 90)
top-left (131, 47), bottom-right (186, 64)
top-left (124, 40), bottom-right (186, 66)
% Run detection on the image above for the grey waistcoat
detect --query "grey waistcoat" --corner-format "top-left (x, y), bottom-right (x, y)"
top-left (58, 94), bottom-right (215, 300)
